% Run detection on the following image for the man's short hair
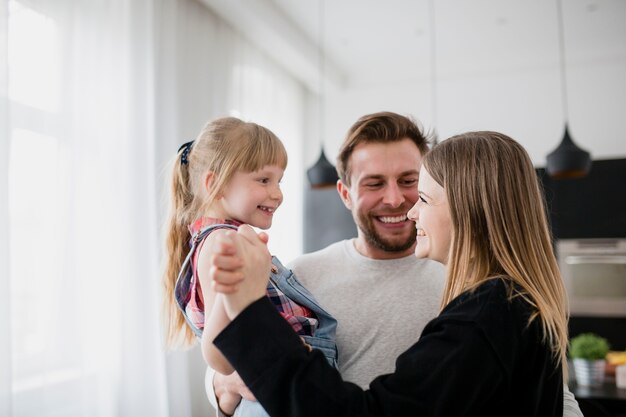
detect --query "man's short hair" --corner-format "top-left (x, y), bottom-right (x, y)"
top-left (336, 111), bottom-right (429, 186)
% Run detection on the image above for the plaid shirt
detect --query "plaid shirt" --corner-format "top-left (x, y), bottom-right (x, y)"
top-left (185, 217), bottom-right (317, 337)
top-left (266, 276), bottom-right (317, 336)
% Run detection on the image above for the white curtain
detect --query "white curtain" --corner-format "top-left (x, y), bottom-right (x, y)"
top-left (1, 1), bottom-right (12, 416)
top-left (2, 0), bottom-right (306, 416)
top-left (2, 0), bottom-right (168, 416)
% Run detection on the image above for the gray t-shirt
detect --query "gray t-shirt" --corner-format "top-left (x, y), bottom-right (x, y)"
top-left (288, 239), bottom-right (445, 388)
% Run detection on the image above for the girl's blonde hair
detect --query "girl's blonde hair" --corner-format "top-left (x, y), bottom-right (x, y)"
top-left (162, 117), bottom-right (287, 348)
top-left (424, 131), bottom-right (569, 370)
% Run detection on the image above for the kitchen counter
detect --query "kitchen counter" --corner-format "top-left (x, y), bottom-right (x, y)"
top-left (569, 376), bottom-right (626, 401)
top-left (569, 375), bottom-right (626, 416)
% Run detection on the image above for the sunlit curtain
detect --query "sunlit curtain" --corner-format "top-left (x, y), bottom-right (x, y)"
top-left (2, 0), bottom-right (168, 416)
top-left (2, 0), bottom-right (307, 416)
top-left (1, 1), bottom-right (12, 416)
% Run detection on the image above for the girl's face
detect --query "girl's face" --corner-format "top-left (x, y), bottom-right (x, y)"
top-left (218, 164), bottom-right (284, 230)
top-left (406, 166), bottom-right (452, 264)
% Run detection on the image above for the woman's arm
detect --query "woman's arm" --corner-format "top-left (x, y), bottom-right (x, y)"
top-left (211, 227), bottom-right (562, 417)
top-left (214, 297), bottom-right (509, 417)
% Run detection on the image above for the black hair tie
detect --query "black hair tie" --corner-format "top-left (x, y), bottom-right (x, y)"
top-left (178, 141), bottom-right (194, 165)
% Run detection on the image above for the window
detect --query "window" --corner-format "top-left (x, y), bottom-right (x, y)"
top-left (7, 2), bottom-right (81, 414)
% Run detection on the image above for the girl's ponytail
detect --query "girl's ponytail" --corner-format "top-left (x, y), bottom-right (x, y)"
top-left (162, 152), bottom-right (196, 348)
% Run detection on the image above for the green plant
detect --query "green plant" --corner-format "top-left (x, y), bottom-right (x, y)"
top-left (569, 333), bottom-right (610, 361)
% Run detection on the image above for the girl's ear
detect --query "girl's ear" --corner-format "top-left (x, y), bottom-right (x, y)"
top-left (204, 171), bottom-right (216, 195)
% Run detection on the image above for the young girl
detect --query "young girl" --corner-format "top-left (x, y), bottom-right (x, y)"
top-left (162, 117), bottom-right (337, 417)
top-left (208, 131), bottom-right (569, 416)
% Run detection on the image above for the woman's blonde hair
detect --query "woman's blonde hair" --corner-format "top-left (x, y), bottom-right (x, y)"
top-left (162, 117), bottom-right (287, 348)
top-left (423, 131), bottom-right (568, 369)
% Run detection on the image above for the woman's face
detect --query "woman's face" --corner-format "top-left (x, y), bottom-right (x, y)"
top-left (407, 166), bottom-right (452, 264)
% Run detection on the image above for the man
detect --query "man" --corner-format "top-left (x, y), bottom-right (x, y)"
top-left (207, 111), bottom-right (582, 416)
top-left (290, 111), bottom-right (444, 388)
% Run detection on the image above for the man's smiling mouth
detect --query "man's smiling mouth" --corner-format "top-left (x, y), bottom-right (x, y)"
top-left (377, 214), bottom-right (407, 224)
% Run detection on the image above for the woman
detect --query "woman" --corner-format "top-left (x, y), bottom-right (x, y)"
top-left (209, 131), bottom-right (568, 416)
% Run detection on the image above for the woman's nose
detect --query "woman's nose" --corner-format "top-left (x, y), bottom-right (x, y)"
top-left (407, 201), bottom-right (419, 221)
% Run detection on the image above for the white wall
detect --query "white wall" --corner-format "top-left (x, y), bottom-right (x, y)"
top-left (320, 56), bottom-right (626, 167)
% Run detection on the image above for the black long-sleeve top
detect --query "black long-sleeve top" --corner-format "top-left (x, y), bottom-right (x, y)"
top-left (215, 278), bottom-right (563, 417)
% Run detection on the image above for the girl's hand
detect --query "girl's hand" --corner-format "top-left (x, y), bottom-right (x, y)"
top-left (211, 225), bottom-right (271, 319)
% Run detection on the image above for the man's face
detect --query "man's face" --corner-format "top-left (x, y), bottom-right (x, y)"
top-left (338, 138), bottom-right (422, 259)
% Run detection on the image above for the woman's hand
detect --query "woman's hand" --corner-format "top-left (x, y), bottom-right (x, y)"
top-left (210, 224), bottom-right (271, 319)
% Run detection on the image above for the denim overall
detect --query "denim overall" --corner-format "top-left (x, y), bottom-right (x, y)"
top-left (175, 224), bottom-right (338, 417)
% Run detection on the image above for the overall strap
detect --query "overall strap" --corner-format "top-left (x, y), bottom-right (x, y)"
top-left (190, 223), bottom-right (238, 251)
top-left (174, 223), bottom-right (239, 337)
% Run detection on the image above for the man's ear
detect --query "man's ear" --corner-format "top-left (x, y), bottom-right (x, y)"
top-left (337, 179), bottom-right (353, 210)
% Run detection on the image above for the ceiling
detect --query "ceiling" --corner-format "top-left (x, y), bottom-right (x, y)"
top-left (203, 0), bottom-right (626, 92)
top-left (200, 0), bottom-right (626, 164)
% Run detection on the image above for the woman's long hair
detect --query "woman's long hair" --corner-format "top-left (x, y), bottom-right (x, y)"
top-left (424, 131), bottom-right (568, 369)
top-left (162, 117), bottom-right (287, 348)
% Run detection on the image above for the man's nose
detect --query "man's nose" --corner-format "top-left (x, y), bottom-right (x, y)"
top-left (382, 184), bottom-right (404, 207)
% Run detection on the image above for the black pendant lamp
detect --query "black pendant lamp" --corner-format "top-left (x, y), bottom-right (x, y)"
top-left (546, 125), bottom-right (591, 179)
top-left (546, 0), bottom-right (591, 179)
top-left (307, 148), bottom-right (338, 188)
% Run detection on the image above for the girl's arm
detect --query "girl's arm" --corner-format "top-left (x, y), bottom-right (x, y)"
top-left (202, 294), bottom-right (234, 375)
top-left (196, 229), bottom-right (244, 375)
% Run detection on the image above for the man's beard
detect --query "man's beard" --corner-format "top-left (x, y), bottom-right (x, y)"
top-left (355, 210), bottom-right (416, 253)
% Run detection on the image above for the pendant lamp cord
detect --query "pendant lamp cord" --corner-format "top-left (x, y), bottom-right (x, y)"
top-left (557, 0), bottom-right (569, 123)
top-left (318, 0), bottom-right (326, 151)
top-left (429, 0), bottom-right (438, 136)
